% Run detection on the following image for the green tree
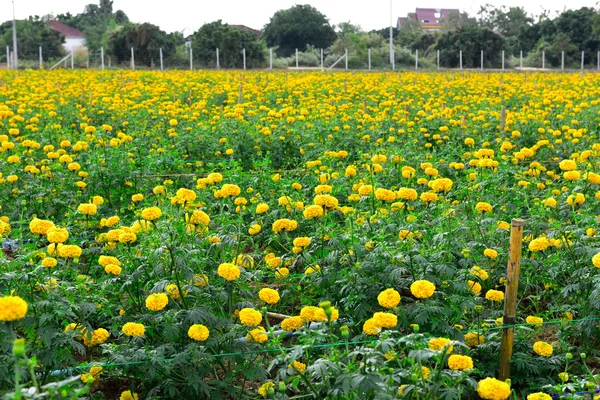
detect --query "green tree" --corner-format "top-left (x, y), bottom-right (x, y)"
top-left (191, 21), bottom-right (265, 68)
top-left (0, 17), bottom-right (64, 63)
top-left (108, 22), bottom-right (176, 67)
top-left (263, 5), bottom-right (336, 56)
top-left (435, 25), bottom-right (504, 68)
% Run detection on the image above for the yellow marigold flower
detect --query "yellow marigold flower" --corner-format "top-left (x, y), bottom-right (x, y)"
top-left (377, 288), bottom-right (400, 309)
top-left (29, 218), bottom-right (55, 235)
top-left (47, 227), bottom-right (69, 243)
top-left (300, 305), bottom-right (327, 322)
top-left (543, 198), bottom-right (557, 207)
top-left (420, 191), bottom-right (438, 203)
top-left (258, 288), bottom-right (280, 305)
top-left (558, 159), bottom-right (577, 171)
top-left (293, 237), bottom-right (311, 248)
top-left (429, 177), bottom-right (453, 193)
top-left (470, 266), bottom-right (488, 280)
top-left (281, 316), bottom-right (304, 331)
top-left (429, 337), bottom-right (453, 353)
top-left (258, 382), bottom-right (274, 398)
top-left (468, 280), bottom-right (482, 295)
top-left (464, 332), bottom-right (485, 347)
top-left (593, 253), bottom-right (600, 268)
top-left (477, 377), bottom-right (511, 400)
top-left (98, 255), bottom-right (120, 267)
top-left (104, 264), bottom-right (122, 275)
top-left (533, 341), bottom-right (553, 357)
top-left (246, 326), bottom-right (268, 343)
top-left (122, 322), bottom-right (145, 337)
top-left (485, 290), bottom-right (505, 301)
top-left (0, 295), bottom-right (28, 321)
top-left (248, 224), bottom-right (261, 235)
top-left (527, 393), bottom-right (552, 400)
top-left (58, 244), bottom-right (82, 259)
top-left (166, 284), bottom-right (182, 300)
top-left (563, 170), bottom-right (580, 181)
top-left (397, 187), bottom-right (418, 201)
top-left (290, 360), bottom-right (306, 372)
top-left (83, 328), bottom-right (110, 346)
top-left (314, 194), bottom-right (338, 209)
top-left (266, 256), bottom-right (282, 269)
top-left (363, 318), bottom-right (380, 335)
top-left (526, 316), bottom-right (544, 327)
top-left (375, 188), bottom-right (396, 202)
top-left (483, 248), bottom-right (498, 259)
top-left (77, 203), bottom-right (97, 215)
top-left (475, 202), bottom-right (493, 213)
top-left (131, 194), bottom-right (144, 202)
top-left (410, 280), bottom-right (436, 299)
top-left (303, 204), bottom-right (324, 219)
top-left (421, 366), bottom-right (430, 379)
top-left (145, 293), bottom-right (168, 311)
top-left (81, 366), bottom-right (103, 383)
top-left (256, 203), bottom-right (270, 214)
top-left (42, 257), bottom-right (57, 268)
top-left (373, 312), bottom-right (397, 328)
top-left (566, 193), bottom-right (585, 206)
top-left (188, 324), bottom-right (210, 341)
top-left (141, 207), bottom-right (162, 221)
top-left (118, 232), bottom-right (136, 244)
top-left (120, 390), bottom-right (139, 400)
top-left (447, 354), bottom-right (473, 371)
top-left (272, 218), bottom-right (298, 233)
top-left (239, 308), bottom-right (262, 327)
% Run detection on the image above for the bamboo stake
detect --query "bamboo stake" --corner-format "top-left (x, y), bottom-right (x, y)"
top-left (499, 106), bottom-right (506, 133)
top-left (498, 218), bottom-right (525, 381)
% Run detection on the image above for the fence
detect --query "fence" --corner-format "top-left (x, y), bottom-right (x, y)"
top-left (3, 44), bottom-right (600, 72)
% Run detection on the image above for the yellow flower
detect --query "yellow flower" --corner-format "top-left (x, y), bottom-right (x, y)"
top-left (526, 316), bottom-right (543, 327)
top-left (248, 224), bottom-right (261, 235)
top-left (145, 293), bottom-right (168, 311)
top-left (239, 308), bottom-right (262, 326)
top-left (362, 318), bottom-right (380, 335)
top-left (467, 280), bottom-right (482, 295)
top-left (29, 218), bottom-right (55, 235)
top-left (58, 245), bottom-right (82, 259)
top-left (485, 290), bottom-right (505, 301)
top-left (592, 253), bottom-right (600, 268)
top-left (475, 202), bottom-right (493, 213)
top-left (131, 193), bottom-right (144, 202)
top-left (122, 322), bottom-right (145, 337)
top-left (527, 393), bottom-right (552, 400)
top-left (0, 295), bottom-right (28, 321)
top-left (290, 360), bottom-right (306, 372)
top-left (166, 284), bottom-right (182, 300)
top-left (421, 366), bottom-right (430, 379)
top-left (246, 326), bottom-right (268, 343)
top-left (188, 324), bottom-right (210, 341)
top-left (120, 390), bottom-right (139, 400)
top-left (477, 377), bottom-right (511, 400)
top-left (410, 280), bottom-right (436, 299)
top-left (533, 341), bottom-right (553, 357)
top-left (42, 257), bottom-right (57, 268)
top-left (464, 332), bottom-right (485, 347)
top-left (98, 255), bottom-right (120, 266)
top-left (377, 288), bottom-right (400, 309)
top-left (77, 203), bottom-right (97, 215)
top-left (293, 237), bottom-right (311, 248)
top-left (303, 204), bottom-right (324, 218)
top-left (372, 312), bottom-right (397, 328)
top-left (428, 337), bottom-right (453, 353)
top-left (47, 227), bottom-right (69, 243)
top-left (447, 354), bottom-right (473, 371)
top-left (281, 316), bottom-right (304, 331)
top-left (83, 328), bottom-right (110, 346)
top-left (104, 264), bottom-right (122, 275)
top-left (258, 288), bottom-right (280, 305)
top-left (258, 382), bottom-right (275, 398)
top-left (218, 263), bottom-right (240, 281)
top-left (483, 248), bottom-right (498, 259)
top-left (141, 206), bottom-right (162, 221)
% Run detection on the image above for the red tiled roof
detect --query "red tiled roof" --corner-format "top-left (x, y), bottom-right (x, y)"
top-left (231, 25), bottom-right (261, 36)
top-left (415, 8), bottom-right (459, 27)
top-left (47, 20), bottom-right (84, 38)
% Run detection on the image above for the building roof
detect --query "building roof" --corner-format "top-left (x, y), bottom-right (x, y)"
top-left (47, 20), bottom-right (84, 38)
top-left (231, 25), bottom-right (261, 36)
top-left (414, 8), bottom-right (459, 28)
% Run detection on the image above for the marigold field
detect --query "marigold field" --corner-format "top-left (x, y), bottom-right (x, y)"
top-left (0, 70), bottom-right (599, 400)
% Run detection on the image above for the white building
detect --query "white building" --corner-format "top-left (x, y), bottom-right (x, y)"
top-left (47, 20), bottom-right (86, 52)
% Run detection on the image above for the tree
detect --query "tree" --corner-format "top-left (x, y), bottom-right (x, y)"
top-left (108, 22), bottom-right (176, 66)
top-left (435, 25), bottom-right (504, 68)
top-left (478, 4), bottom-right (533, 37)
top-left (0, 17), bottom-right (64, 62)
top-left (263, 5), bottom-right (336, 56)
top-left (191, 21), bottom-right (265, 68)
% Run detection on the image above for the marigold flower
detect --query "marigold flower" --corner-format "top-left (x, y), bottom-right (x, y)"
top-left (293, 237), bottom-right (311, 248)
top-left (258, 288), bottom-right (280, 305)
top-left (47, 227), bottom-right (69, 243)
top-left (448, 354), bottom-right (473, 371)
top-left (475, 202), bottom-right (493, 213)
top-left (429, 337), bottom-right (453, 353)
top-left (120, 390), bottom-right (139, 400)
top-left (362, 318), bottom-right (380, 335)
top-left (145, 293), bottom-right (168, 311)
top-left (483, 248), bottom-right (498, 259)
top-left (29, 218), bottom-right (55, 235)
top-left (141, 206), bottom-right (162, 221)
top-left (533, 341), bottom-right (553, 357)
top-left (485, 290), bottom-right (505, 301)
top-left (526, 316), bottom-right (543, 327)
top-left (104, 264), bottom-right (122, 275)
top-left (0, 295), bottom-right (28, 321)
top-left (281, 316), bottom-right (304, 331)
top-left (258, 382), bottom-right (275, 398)
top-left (58, 245), bottom-right (82, 259)
top-left (303, 204), bottom-right (324, 218)
top-left (42, 257), bottom-right (57, 268)
top-left (464, 332), bottom-right (485, 347)
top-left (188, 324), bottom-right (210, 341)
top-left (83, 328), bottom-right (110, 346)
top-left (527, 393), bottom-right (552, 400)
top-left (246, 326), bottom-right (268, 343)
top-left (593, 253), bottom-right (600, 268)
top-left (239, 308), bottom-right (262, 327)
top-left (477, 377), bottom-right (511, 400)
top-left (218, 263), bottom-right (240, 281)
top-left (467, 280), bottom-right (482, 295)
top-left (122, 322), bottom-right (145, 337)
top-left (377, 288), bottom-right (400, 309)
top-left (248, 224), bottom-right (261, 235)
top-left (410, 280), bottom-right (436, 299)
top-left (77, 203), bottom-right (97, 215)
top-left (373, 312), bottom-right (397, 328)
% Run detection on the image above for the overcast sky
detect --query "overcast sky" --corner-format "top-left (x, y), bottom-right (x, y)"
top-left (11, 0), bottom-right (600, 34)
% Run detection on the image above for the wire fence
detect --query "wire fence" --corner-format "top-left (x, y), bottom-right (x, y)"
top-left (3, 45), bottom-right (600, 72)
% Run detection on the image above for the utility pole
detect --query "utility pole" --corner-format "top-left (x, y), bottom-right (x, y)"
top-left (389, 0), bottom-right (394, 66)
top-left (12, 0), bottom-right (18, 69)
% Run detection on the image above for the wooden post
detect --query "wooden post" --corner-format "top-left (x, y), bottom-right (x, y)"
top-left (368, 48), bottom-right (371, 71)
top-left (498, 218), bottom-right (525, 381)
top-left (499, 106), bottom-right (506, 132)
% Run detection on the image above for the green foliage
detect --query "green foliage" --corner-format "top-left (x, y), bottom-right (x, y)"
top-left (263, 5), bottom-right (337, 57)
top-left (107, 23), bottom-right (177, 67)
top-left (191, 21), bottom-right (265, 68)
top-left (435, 25), bottom-right (505, 68)
top-left (0, 17), bottom-right (64, 63)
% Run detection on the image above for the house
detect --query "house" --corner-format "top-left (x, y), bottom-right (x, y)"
top-left (397, 8), bottom-right (459, 31)
top-left (231, 25), bottom-right (261, 37)
top-left (47, 20), bottom-right (86, 52)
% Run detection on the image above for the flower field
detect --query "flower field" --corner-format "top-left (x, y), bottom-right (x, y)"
top-left (0, 69), bottom-right (599, 399)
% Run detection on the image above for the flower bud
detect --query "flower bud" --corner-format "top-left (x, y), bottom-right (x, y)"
top-left (412, 324), bottom-right (420, 333)
top-left (319, 301), bottom-right (331, 310)
top-left (505, 379), bottom-right (511, 387)
top-left (565, 352), bottom-right (573, 360)
top-left (581, 353), bottom-right (587, 360)
top-left (267, 387), bottom-right (275, 398)
top-left (278, 381), bottom-right (286, 394)
top-left (340, 325), bottom-right (349, 338)
top-left (12, 338), bottom-right (25, 357)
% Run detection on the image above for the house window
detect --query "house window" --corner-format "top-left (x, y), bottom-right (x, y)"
top-left (434, 12), bottom-right (441, 18)
top-left (422, 19), bottom-right (430, 23)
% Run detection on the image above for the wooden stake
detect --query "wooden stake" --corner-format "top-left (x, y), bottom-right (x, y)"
top-left (498, 218), bottom-right (525, 381)
top-left (238, 82), bottom-right (243, 104)
top-left (500, 106), bottom-right (506, 133)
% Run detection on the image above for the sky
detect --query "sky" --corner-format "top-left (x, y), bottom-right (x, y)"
top-left (10, 0), bottom-right (600, 34)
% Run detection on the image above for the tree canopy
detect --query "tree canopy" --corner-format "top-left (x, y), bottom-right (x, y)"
top-left (0, 17), bottom-right (64, 62)
top-left (108, 22), bottom-right (176, 66)
top-left (262, 5), bottom-right (336, 56)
